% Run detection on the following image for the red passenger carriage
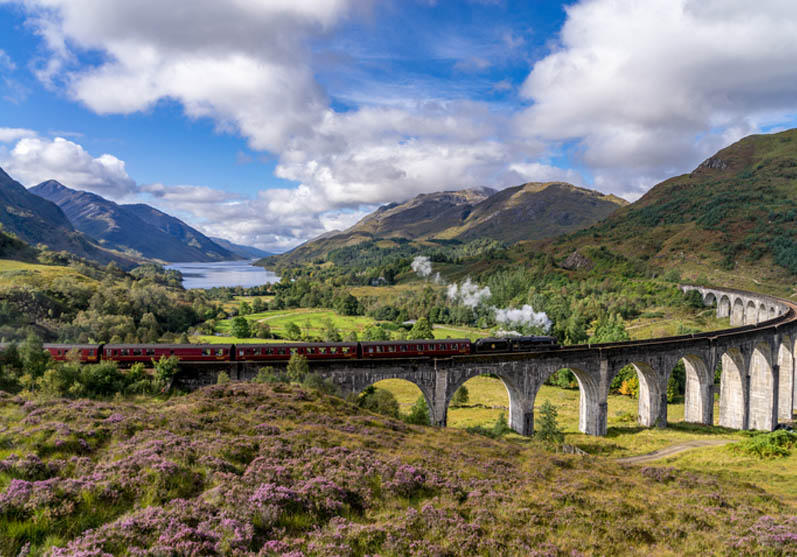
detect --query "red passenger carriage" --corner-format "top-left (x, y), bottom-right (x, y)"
top-left (360, 339), bottom-right (471, 358)
top-left (43, 344), bottom-right (101, 362)
top-left (235, 342), bottom-right (358, 361)
top-left (103, 344), bottom-right (232, 363)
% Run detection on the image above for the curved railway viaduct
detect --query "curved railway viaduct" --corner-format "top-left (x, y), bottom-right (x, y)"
top-left (176, 285), bottom-right (797, 437)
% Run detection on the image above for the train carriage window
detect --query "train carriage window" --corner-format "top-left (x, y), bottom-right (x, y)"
top-left (342, 346), bottom-right (350, 354)
top-left (319, 347), bottom-right (327, 354)
top-left (330, 347), bottom-right (337, 354)
top-left (121, 349), bottom-right (129, 356)
top-left (376, 345), bottom-right (383, 353)
top-left (170, 350), bottom-right (175, 355)
top-left (388, 345), bottom-right (395, 352)
top-left (89, 349), bottom-right (95, 356)
top-left (307, 347), bottom-right (315, 354)
top-left (216, 349), bottom-right (224, 356)
top-left (204, 349), bottom-right (211, 356)
top-left (367, 347), bottom-right (374, 353)
top-left (146, 349), bottom-right (155, 356)
top-left (401, 345), bottom-right (407, 352)
top-left (133, 349), bottom-right (141, 356)
top-left (416, 344), bottom-right (423, 351)
top-left (239, 349), bottom-right (245, 356)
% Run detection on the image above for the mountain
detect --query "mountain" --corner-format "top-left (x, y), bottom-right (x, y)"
top-left (121, 204), bottom-right (238, 262)
top-left (543, 127), bottom-right (797, 288)
top-left (31, 181), bottom-right (237, 262)
top-left (0, 168), bottom-right (138, 268)
top-left (350, 187), bottom-right (497, 239)
top-left (209, 236), bottom-right (272, 259)
top-left (263, 183), bottom-right (625, 266)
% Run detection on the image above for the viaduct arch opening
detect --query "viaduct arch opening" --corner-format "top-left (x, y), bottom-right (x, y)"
top-left (445, 373), bottom-right (512, 433)
top-left (719, 349), bottom-right (747, 429)
top-left (749, 342), bottom-right (776, 431)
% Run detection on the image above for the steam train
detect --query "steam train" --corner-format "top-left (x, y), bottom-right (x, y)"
top-left (0, 336), bottom-right (558, 364)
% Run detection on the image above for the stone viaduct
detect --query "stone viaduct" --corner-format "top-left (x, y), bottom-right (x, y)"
top-left (176, 285), bottom-right (797, 437)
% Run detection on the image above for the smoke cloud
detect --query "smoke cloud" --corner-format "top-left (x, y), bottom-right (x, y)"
top-left (447, 278), bottom-right (492, 309)
top-left (413, 255), bottom-right (551, 332)
top-left (493, 304), bottom-right (552, 332)
top-left (411, 256), bottom-right (432, 277)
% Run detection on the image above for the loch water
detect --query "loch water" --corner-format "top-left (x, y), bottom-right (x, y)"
top-left (166, 260), bottom-right (279, 289)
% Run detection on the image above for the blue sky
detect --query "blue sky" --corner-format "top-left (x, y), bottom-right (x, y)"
top-left (1, 0), bottom-right (797, 251)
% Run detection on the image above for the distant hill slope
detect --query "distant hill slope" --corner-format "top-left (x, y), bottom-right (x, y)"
top-left (122, 204), bottom-right (238, 262)
top-left (209, 236), bottom-right (272, 259)
top-left (0, 168), bottom-right (138, 268)
top-left (31, 181), bottom-right (237, 262)
top-left (265, 183), bottom-right (625, 266)
top-left (545, 128), bottom-right (797, 286)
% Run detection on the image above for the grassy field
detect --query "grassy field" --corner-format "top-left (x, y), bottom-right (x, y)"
top-left (0, 258), bottom-right (98, 289)
top-left (198, 307), bottom-right (488, 343)
top-left (374, 375), bottom-right (796, 501)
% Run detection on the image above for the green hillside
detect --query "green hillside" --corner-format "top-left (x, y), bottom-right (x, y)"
top-left (542, 128), bottom-right (797, 294)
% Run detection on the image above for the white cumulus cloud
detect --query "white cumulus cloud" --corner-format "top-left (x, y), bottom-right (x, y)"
top-left (516, 0), bottom-right (797, 197)
top-left (2, 136), bottom-right (137, 198)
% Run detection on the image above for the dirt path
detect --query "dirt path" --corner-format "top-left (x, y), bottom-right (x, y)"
top-left (616, 438), bottom-right (735, 464)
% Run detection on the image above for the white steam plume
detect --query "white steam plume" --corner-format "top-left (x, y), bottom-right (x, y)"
top-left (411, 256), bottom-right (432, 278)
top-left (493, 304), bottom-right (552, 332)
top-left (447, 278), bottom-right (492, 309)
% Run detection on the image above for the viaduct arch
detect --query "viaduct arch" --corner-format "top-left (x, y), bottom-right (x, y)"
top-left (176, 285), bottom-right (797, 437)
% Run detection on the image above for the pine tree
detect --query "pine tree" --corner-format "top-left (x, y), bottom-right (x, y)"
top-left (537, 400), bottom-right (564, 446)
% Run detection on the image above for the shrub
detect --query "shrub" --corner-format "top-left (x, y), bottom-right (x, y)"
top-left (253, 367), bottom-right (284, 383)
top-left (286, 353), bottom-right (309, 383)
top-left (450, 385), bottom-right (469, 407)
top-left (730, 430), bottom-right (797, 459)
top-left (357, 386), bottom-right (400, 418)
top-left (152, 355), bottom-right (180, 393)
top-left (301, 373), bottom-right (340, 396)
top-left (217, 371), bottom-right (231, 385)
top-left (619, 376), bottom-right (639, 398)
top-left (404, 395), bottom-right (431, 425)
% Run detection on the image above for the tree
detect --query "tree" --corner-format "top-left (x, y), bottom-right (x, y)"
top-left (408, 317), bottom-right (434, 340)
top-left (286, 352), bottom-right (309, 383)
top-left (285, 322), bottom-right (302, 340)
top-left (251, 297), bottom-right (266, 313)
top-left (537, 400), bottom-right (564, 446)
top-left (405, 395), bottom-right (431, 425)
top-left (589, 312), bottom-right (629, 343)
top-left (231, 316), bottom-right (251, 338)
top-left (254, 321), bottom-right (271, 339)
top-left (20, 333), bottom-right (50, 379)
top-left (239, 301), bottom-right (252, 316)
top-left (323, 319), bottom-right (342, 342)
top-left (362, 324), bottom-right (390, 341)
top-left (451, 385), bottom-right (469, 407)
top-left (334, 293), bottom-right (360, 316)
top-left (152, 355), bottom-right (180, 393)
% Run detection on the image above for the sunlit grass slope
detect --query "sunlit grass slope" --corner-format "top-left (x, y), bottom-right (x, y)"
top-left (0, 384), bottom-right (794, 555)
